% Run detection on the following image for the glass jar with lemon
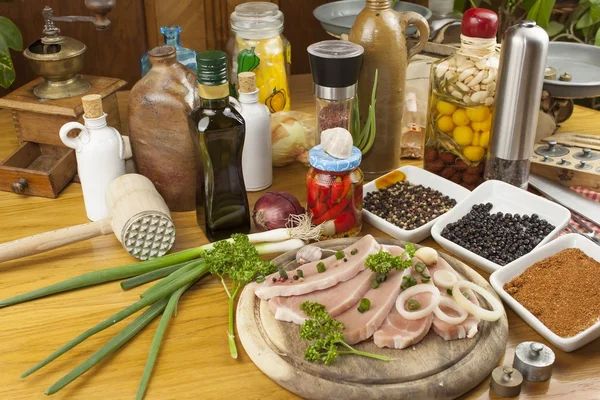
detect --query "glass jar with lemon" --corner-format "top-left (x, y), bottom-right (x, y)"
top-left (423, 8), bottom-right (499, 190)
top-left (227, 2), bottom-right (291, 113)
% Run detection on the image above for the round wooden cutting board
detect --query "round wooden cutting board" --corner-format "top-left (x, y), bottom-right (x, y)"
top-left (237, 238), bottom-right (509, 400)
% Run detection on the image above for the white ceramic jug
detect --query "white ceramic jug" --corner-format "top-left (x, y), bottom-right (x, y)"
top-left (60, 112), bottom-right (126, 221)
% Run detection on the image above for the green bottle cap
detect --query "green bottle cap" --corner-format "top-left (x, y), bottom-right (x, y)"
top-left (196, 50), bottom-right (228, 86)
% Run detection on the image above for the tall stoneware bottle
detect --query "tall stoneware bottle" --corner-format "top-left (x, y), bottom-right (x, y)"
top-left (128, 46), bottom-right (200, 211)
top-left (349, 0), bottom-right (429, 180)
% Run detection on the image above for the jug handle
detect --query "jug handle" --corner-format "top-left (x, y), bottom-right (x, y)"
top-left (59, 122), bottom-right (90, 152)
top-left (403, 12), bottom-right (430, 60)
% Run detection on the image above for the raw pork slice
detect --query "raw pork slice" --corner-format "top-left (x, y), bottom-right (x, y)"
top-left (373, 264), bottom-right (434, 349)
top-left (254, 234), bottom-right (380, 300)
top-left (336, 269), bottom-right (405, 345)
top-left (429, 257), bottom-right (481, 340)
top-left (268, 268), bottom-right (375, 324)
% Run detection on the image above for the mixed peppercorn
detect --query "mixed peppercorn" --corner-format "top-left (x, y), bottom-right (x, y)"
top-left (364, 181), bottom-right (457, 230)
top-left (441, 203), bottom-right (555, 265)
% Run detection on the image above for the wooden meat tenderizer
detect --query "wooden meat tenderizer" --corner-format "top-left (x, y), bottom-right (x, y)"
top-left (0, 174), bottom-right (176, 262)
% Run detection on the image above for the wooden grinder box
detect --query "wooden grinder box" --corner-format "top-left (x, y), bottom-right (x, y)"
top-left (0, 75), bottom-right (126, 198)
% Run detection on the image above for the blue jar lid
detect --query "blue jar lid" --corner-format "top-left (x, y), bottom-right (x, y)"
top-left (309, 145), bottom-right (362, 172)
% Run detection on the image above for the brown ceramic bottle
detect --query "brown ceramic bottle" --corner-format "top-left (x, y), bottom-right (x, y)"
top-left (349, 0), bottom-right (429, 180)
top-left (128, 46), bottom-right (200, 211)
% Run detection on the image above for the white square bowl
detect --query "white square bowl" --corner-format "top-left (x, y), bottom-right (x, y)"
top-left (362, 165), bottom-right (471, 243)
top-left (490, 234), bottom-right (600, 352)
top-left (431, 180), bottom-right (571, 273)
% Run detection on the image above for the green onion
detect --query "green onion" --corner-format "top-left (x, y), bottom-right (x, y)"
top-left (21, 264), bottom-right (210, 378)
top-left (415, 262), bottom-right (426, 274)
top-left (255, 275), bottom-right (265, 283)
top-left (136, 282), bottom-right (193, 400)
top-left (278, 267), bottom-right (288, 279)
top-left (120, 261), bottom-right (192, 291)
top-left (357, 298), bottom-right (371, 313)
top-left (447, 288), bottom-right (453, 296)
top-left (296, 269), bottom-right (304, 278)
top-left (421, 277), bottom-right (431, 283)
top-left (140, 261), bottom-right (201, 298)
top-left (462, 292), bottom-right (470, 299)
top-left (376, 273), bottom-right (387, 283)
top-left (335, 251), bottom-right (344, 260)
top-left (401, 275), bottom-right (417, 290)
top-left (350, 248), bottom-right (358, 256)
top-left (317, 262), bottom-right (326, 273)
top-left (370, 279), bottom-right (379, 289)
top-left (407, 299), bottom-right (420, 311)
top-left (44, 297), bottom-right (170, 395)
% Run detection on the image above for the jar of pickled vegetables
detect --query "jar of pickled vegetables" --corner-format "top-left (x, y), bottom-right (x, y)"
top-left (423, 8), bottom-right (499, 190)
top-left (227, 2), bottom-right (291, 113)
top-left (307, 145), bottom-right (363, 239)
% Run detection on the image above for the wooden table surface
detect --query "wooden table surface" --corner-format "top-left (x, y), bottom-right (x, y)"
top-left (0, 75), bottom-right (599, 400)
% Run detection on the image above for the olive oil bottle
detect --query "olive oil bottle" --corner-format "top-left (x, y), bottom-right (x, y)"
top-left (190, 50), bottom-right (251, 241)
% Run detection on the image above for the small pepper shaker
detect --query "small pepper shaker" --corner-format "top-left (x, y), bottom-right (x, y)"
top-left (490, 366), bottom-right (523, 397)
top-left (513, 341), bottom-right (555, 382)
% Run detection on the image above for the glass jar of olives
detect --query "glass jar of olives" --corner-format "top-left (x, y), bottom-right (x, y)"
top-left (423, 8), bottom-right (500, 190)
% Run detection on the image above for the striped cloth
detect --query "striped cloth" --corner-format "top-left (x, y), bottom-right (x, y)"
top-left (558, 186), bottom-right (600, 236)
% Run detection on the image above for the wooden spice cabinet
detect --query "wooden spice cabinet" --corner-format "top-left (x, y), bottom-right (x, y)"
top-left (0, 75), bottom-right (127, 198)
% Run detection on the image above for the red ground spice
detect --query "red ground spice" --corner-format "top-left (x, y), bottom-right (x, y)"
top-left (504, 248), bottom-right (600, 338)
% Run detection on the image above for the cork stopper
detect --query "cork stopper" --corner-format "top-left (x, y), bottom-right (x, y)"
top-left (238, 72), bottom-right (256, 93)
top-left (82, 94), bottom-right (103, 118)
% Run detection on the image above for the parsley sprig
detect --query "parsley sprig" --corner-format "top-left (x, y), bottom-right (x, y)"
top-left (299, 301), bottom-right (391, 365)
top-left (203, 234), bottom-right (276, 358)
top-left (364, 243), bottom-right (416, 275)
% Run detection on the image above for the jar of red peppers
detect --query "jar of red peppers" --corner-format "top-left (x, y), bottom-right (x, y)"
top-left (307, 145), bottom-right (363, 239)
top-left (423, 9), bottom-right (500, 190)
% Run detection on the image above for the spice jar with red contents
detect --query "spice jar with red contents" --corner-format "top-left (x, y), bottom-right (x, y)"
top-left (307, 145), bottom-right (363, 239)
top-left (423, 8), bottom-right (500, 190)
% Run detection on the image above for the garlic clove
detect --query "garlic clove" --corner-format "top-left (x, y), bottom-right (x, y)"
top-left (414, 247), bottom-right (439, 266)
top-left (321, 127), bottom-right (353, 159)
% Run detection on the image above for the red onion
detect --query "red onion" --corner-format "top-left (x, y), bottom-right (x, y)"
top-left (461, 8), bottom-right (498, 39)
top-left (253, 191), bottom-right (305, 231)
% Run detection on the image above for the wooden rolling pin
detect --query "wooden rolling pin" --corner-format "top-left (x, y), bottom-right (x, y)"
top-left (0, 174), bottom-right (176, 262)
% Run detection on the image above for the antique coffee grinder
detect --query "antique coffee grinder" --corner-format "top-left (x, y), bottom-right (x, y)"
top-left (0, 1), bottom-right (127, 198)
top-left (23, 1), bottom-right (115, 99)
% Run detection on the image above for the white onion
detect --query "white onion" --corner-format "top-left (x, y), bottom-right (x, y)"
top-left (452, 281), bottom-right (504, 322)
top-left (433, 269), bottom-right (458, 289)
top-left (434, 296), bottom-right (468, 325)
top-left (396, 284), bottom-right (441, 320)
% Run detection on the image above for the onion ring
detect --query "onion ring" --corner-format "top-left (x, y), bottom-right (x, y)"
top-left (433, 296), bottom-right (468, 325)
top-left (396, 284), bottom-right (441, 320)
top-left (433, 270), bottom-right (458, 289)
top-left (452, 281), bottom-right (504, 322)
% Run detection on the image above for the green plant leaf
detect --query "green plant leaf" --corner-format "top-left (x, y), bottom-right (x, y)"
top-left (596, 25), bottom-right (600, 45)
top-left (527, 1), bottom-right (542, 23)
top-left (527, 0), bottom-right (555, 29)
top-left (577, 11), bottom-right (595, 29)
top-left (0, 49), bottom-right (15, 89)
top-left (522, 0), bottom-right (539, 10)
top-left (590, 0), bottom-right (600, 22)
top-left (454, 0), bottom-right (466, 12)
top-left (546, 20), bottom-right (565, 36)
top-left (0, 17), bottom-right (22, 51)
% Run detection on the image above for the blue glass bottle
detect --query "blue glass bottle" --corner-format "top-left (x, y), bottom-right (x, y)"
top-left (141, 26), bottom-right (197, 77)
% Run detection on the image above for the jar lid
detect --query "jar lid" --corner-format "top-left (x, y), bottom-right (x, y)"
top-left (231, 2), bottom-right (284, 39)
top-left (308, 40), bottom-right (364, 90)
top-left (309, 145), bottom-right (361, 172)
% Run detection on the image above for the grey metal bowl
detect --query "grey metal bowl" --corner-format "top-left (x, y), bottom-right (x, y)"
top-left (544, 42), bottom-right (600, 99)
top-left (314, 0), bottom-right (432, 37)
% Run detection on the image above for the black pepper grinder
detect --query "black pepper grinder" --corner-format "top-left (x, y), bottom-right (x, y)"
top-left (484, 21), bottom-right (549, 190)
top-left (307, 40), bottom-right (364, 140)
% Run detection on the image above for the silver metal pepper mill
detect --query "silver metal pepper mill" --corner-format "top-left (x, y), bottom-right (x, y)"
top-left (484, 20), bottom-right (549, 190)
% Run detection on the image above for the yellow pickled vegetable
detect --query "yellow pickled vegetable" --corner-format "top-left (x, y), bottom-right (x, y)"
top-left (236, 35), bottom-right (290, 112)
top-left (436, 100), bottom-right (457, 115)
top-left (471, 131), bottom-right (481, 146)
top-left (480, 131), bottom-right (490, 148)
top-left (454, 126), bottom-right (474, 145)
top-left (466, 106), bottom-right (490, 122)
top-left (437, 115), bottom-right (455, 133)
top-left (452, 108), bottom-right (470, 126)
top-left (463, 146), bottom-right (485, 162)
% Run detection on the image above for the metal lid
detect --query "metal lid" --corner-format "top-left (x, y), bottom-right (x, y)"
top-left (196, 50), bottom-right (228, 86)
top-left (230, 2), bottom-right (283, 39)
top-left (24, 35), bottom-right (86, 62)
top-left (490, 21), bottom-right (549, 160)
top-left (490, 366), bottom-right (523, 397)
top-left (513, 341), bottom-right (555, 382)
top-left (309, 145), bottom-right (361, 172)
top-left (308, 40), bottom-right (364, 93)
